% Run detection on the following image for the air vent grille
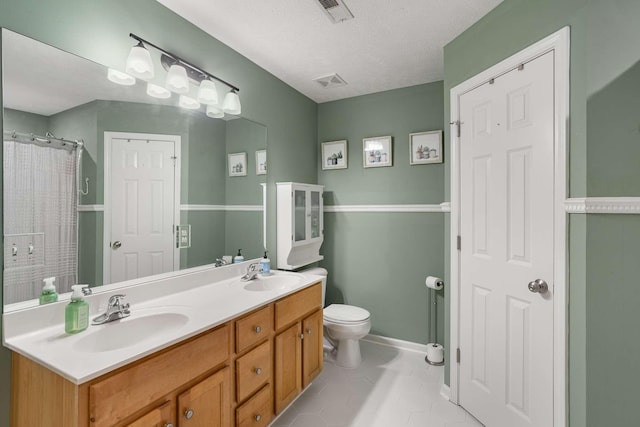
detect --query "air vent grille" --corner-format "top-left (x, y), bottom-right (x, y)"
top-left (314, 0), bottom-right (354, 23)
top-left (318, 0), bottom-right (339, 9)
top-left (313, 73), bottom-right (347, 89)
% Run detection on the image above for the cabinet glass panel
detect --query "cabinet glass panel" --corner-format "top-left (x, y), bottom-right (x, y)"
top-left (294, 190), bottom-right (306, 241)
top-left (310, 191), bottom-right (321, 239)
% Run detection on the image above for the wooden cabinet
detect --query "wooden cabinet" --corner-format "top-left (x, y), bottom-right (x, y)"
top-left (274, 283), bottom-right (323, 414)
top-left (177, 368), bottom-right (230, 427)
top-left (125, 401), bottom-right (172, 427)
top-left (276, 182), bottom-right (324, 270)
top-left (10, 282), bottom-right (323, 427)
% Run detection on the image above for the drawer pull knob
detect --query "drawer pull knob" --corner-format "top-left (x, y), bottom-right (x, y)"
top-left (255, 367), bottom-right (262, 375)
top-left (306, 328), bottom-right (312, 334)
top-left (164, 424), bottom-right (174, 427)
top-left (254, 325), bottom-right (262, 333)
top-left (300, 333), bottom-right (304, 340)
top-left (254, 414), bottom-right (262, 422)
top-left (184, 409), bottom-right (194, 419)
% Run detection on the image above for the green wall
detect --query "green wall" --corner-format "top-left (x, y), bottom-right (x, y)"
top-left (444, 0), bottom-right (640, 425)
top-left (0, 1), bottom-right (317, 425)
top-left (3, 109), bottom-right (49, 136)
top-left (318, 82), bottom-right (445, 344)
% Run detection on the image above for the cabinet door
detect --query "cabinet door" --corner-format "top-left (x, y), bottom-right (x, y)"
top-left (309, 190), bottom-right (322, 240)
top-left (302, 309), bottom-right (324, 388)
top-left (178, 367), bottom-right (230, 427)
top-left (126, 401), bottom-right (173, 427)
top-left (293, 189), bottom-right (306, 243)
top-left (274, 323), bottom-right (302, 413)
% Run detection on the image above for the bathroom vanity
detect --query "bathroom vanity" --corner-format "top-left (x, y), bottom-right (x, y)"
top-left (4, 264), bottom-right (323, 427)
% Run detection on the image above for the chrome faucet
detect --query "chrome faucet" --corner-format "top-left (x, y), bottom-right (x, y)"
top-left (92, 294), bottom-right (131, 325)
top-left (214, 258), bottom-right (229, 267)
top-left (240, 262), bottom-right (261, 281)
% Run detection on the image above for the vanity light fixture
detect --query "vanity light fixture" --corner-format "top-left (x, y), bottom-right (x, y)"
top-left (222, 89), bottom-right (241, 115)
top-left (125, 41), bottom-right (154, 79)
top-left (197, 79), bottom-right (219, 105)
top-left (166, 64), bottom-right (190, 94)
top-left (206, 104), bottom-right (224, 118)
top-left (125, 33), bottom-right (241, 117)
top-left (107, 68), bottom-right (136, 86)
top-left (146, 82), bottom-right (171, 99)
top-left (179, 95), bottom-right (201, 110)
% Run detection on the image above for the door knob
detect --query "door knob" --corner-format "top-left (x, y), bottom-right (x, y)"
top-left (528, 279), bottom-right (548, 294)
top-left (112, 241), bottom-right (122, 250)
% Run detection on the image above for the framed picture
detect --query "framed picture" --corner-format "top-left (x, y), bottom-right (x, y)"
top-left (322, 140), bottom-right (348, 170)
top-left (410, 130), bottom-right (443, 165)
top-left (363, 136), bottom-right (392, 168)
top-left (255, 150), bottom-right (267, 175)
top-left (228, 152), bottom-right (247, 176)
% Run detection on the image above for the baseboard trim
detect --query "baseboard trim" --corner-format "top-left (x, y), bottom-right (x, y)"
top-left (440, 383), bottom-right (451, 401)
top-left (78, 204), bottom-right (104, 212)
top-left (362, 334), bottom-right (430, 354)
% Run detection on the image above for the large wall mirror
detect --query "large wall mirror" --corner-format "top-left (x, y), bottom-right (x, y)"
top-left (2, 29), bottom-right (267, 310)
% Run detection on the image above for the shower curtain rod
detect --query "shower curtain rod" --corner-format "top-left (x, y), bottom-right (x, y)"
top-left (3, 130), bottom-right (83, 149)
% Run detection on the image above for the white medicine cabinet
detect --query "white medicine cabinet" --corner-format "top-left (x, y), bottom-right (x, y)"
top-left (276, 182), bottom-right (324, 270)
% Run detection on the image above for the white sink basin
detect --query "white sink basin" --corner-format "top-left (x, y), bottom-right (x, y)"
top-left (72, 310), bottom-right (190, 353)
top-left (243, 272), bottom-right (302, 292)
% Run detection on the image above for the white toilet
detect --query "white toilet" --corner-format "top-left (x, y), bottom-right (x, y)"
top-left (303, 268), bottom-right (371, 369)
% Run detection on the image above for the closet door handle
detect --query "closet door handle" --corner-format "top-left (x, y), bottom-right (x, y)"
top-left (112, 241), bottom-right (122, 250)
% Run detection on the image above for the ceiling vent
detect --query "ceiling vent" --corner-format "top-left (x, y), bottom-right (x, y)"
top-left (315, 0), bottom-right (354, 24)
top-left (313, 73), bottom-right (348, 89)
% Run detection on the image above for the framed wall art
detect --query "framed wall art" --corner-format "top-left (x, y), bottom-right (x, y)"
top-left (363, 136), bottom-right (392, 168)
top-left (409, 130), bottom-right (442, 165)
top-left (228, 152), bottom-right (247, 176)
top-left (322, 140), bottom-right (348, 170)
top-left (255, 149), bottom-right (267, 175)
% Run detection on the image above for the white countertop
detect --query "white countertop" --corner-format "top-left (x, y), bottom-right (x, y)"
top-left (2, 264), bottom-right (322, 384)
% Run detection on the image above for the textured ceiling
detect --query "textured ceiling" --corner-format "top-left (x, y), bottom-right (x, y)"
top-left (156, 0), bottom-right (503, 103)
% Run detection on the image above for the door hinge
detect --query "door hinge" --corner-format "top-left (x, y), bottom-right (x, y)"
top-left (456, 348), bottom-right (461, 364)
top-left (450, 120), bottom-right (462, 138)
top-left (457, 235), bottom-right (461, 251)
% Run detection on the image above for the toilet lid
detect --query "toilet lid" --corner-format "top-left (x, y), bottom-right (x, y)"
top-left (324, 304), bottom-right (370, 323)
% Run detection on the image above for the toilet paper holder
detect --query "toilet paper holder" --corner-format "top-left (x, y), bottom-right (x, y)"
top-left (425, 276), bottom-right (445, 366)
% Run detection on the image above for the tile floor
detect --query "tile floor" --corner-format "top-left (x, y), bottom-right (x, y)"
top-left (271, 340), bottom-right (484, 427)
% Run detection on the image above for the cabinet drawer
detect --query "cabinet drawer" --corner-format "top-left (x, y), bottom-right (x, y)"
top-left (236, 305), bottom-right (273, 353)
top-left (89, 324), bottom-right (230, 427)
top-left (236, 340), bottom-right (271, 402)
top-left (125, 401), bottom-right (172, 427)
top-left (236, 384), bottom-right (273, 427)
top-left (275, 282), bottom-right (322, 330)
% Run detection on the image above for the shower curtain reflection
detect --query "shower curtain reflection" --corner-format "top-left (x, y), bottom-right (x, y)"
top-left (3, 132), bottom-right (79, 304)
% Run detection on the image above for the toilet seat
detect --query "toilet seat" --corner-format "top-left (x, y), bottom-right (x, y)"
top-left (324, 304), bottom-right (370, 325)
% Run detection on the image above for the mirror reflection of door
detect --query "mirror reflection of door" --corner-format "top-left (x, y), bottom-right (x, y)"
top-left (104, 132), bottom-right (181, 284)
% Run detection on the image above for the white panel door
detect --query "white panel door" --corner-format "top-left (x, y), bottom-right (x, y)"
top-left (459, 51), bottom-right (555, 427)
top-left (110, 138), bottom-right (176, 283)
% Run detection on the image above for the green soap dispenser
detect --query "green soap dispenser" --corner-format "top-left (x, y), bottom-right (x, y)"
top-left (65, 285), bottom-right (90, 334)
top-left (39, 276), bottom-right (58, 305)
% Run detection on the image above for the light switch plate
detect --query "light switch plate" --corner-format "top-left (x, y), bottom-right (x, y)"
top-left (176, 225), bottom-right (191, 249)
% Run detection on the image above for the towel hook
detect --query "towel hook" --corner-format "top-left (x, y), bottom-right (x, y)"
top-left (80, 177), bottom-right (89, 196)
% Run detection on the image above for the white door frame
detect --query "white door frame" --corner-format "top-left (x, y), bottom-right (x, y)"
top-left (449, 27), bottom-right (570, 426)
top-left (103, 131), bottom-right (182, 285)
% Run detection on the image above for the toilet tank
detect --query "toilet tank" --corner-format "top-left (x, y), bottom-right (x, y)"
top-left (300, 267), bottom-right (327, 306)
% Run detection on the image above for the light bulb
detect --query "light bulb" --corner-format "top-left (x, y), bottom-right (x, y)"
top-left (197, 79), bottom-right (219, 105)
top-left (206, 105), bottom-right (224, 118)
top-left (146, 83), bottom-right (171, 99)
top-left (125, 43), bottom-right (154, 80)
top-left (179, 95), bottom-right (201, 110)
top-left (222, 90), bottom-right (241, 115)
top-left (107, 68), bottom-right (136, 86)
top-left (166, 64), bottom-right (189, 94)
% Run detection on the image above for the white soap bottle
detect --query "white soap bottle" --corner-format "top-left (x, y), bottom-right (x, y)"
top-left (234, 249), bottom-right (244, 263)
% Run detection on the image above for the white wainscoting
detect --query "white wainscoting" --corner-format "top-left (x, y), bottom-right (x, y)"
top-left (564, 197), bottom-right (640, 214)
